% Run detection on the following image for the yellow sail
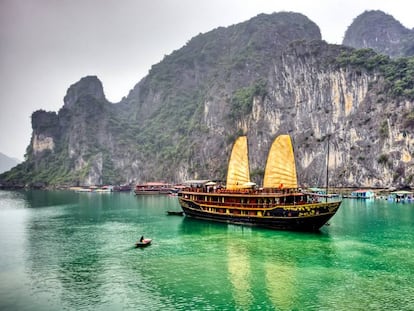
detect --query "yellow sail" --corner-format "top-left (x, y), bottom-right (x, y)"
top-left (263, 135), bottom-right (298, 189)
top-left (226, 136), bottom-right (251, 190)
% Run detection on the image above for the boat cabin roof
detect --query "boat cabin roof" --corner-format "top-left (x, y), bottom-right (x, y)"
top-left (136, 182), bottom-right (171, 186)
top-left (183, 179), bottom-right (211, 185)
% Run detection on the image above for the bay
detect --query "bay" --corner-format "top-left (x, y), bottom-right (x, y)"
top-left (0, 190), bottom-right (413, 310)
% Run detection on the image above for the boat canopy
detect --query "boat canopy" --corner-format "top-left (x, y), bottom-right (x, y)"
top-left (307, 187), bottom-right (326, 194)
top-left (226, 136), bottom-right (251, 190)
top-left (263, 135), bottom-right (298, 189)
top-left (390, 190), bottom-right (413, 195)
top-left (183, 180), bottom-right (210, 185)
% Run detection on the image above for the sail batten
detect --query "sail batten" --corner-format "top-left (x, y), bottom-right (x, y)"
top-left (263, 135), bottom-right (298, 189)
top-left (226, 136), bottom-right (251, 190)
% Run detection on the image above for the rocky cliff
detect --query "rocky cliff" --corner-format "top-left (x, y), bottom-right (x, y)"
top-left (2, 11), bottom-right (414, 189)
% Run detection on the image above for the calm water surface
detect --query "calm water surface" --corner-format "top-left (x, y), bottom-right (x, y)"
top-left (0, 190), bottom-right (413, 310)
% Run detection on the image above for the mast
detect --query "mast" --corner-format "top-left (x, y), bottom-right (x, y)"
top-left (325, 135), bottom-right (330, 202)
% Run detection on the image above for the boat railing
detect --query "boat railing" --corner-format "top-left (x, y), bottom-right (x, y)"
top-left (198, 201), bottom-right (271, 209)
top-left (190, 198), bottom-right (325, 210)
top-left (182, 187), bottom-right (301, 195)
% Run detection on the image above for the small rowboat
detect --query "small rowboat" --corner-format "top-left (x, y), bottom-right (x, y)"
top-left (135, 238), bottom-right (152, 248)
top-left (166, 211), bottom-right (184, 216)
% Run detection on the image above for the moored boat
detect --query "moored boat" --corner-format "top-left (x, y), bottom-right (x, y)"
top-left (305, 187), bottom-right (340, 198)
top-left (113, 184), bottom-right (132, 192)
top-left (178, 135), bottom-right (341, 232)
top-left (166, 210), bottom-right (184, 216)
top-left (387, 190), bottom-right (413, 202)
top-left (343, 189), bottom-right (375, 199)
top-left (95, 186), bottom-right (113, 193)
top-left (134, 182), bottom-right (173, 195)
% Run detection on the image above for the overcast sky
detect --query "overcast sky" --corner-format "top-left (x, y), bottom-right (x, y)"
top-left (1, 0), bottom-right (413, 161)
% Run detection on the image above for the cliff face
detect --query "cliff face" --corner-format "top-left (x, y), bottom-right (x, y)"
top-left (24, 76), bottom-right (116, 186)
top-left (343, 10), bottom-right (414, 58)
top-left (2, 11), bottom-right (414, 188)
top-left (196, 39), bottom-right (414, 188)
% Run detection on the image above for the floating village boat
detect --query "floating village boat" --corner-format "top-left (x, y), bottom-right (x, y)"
top-left (178, 135), bottom-right (342, 231)
top-left (113, 184), bottom-right (133, 192)
top-left (387, 190), bottom-right (413, 202)
top-left (343, 189), bottom-right (375, 199)
top-left (134, 182), bottom-right (173, 195)
top-left (305, 187), bottom-right (340, 198)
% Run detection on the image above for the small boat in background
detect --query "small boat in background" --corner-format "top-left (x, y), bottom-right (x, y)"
top-left (305, 187), bottom-right (339, 198)
top-left (134, 182), bottom-right (173, 195)
top-left (135, 237), bottom-right (152, 248)
top-left (113, 184), bottom-right (132, 192)
top-left (166, 210), bottom-right (184, 216)
top-left (95, 186), bottom-right (113, 193)
top-left (387, 190), bottom-right (414, 202)
top-left (343, 189), bottom-right (375, 199)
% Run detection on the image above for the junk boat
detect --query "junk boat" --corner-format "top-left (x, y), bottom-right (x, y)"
top-left (178, 135), bottom-right (341, 231)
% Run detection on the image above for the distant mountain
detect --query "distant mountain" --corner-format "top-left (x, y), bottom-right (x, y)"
top-left (343, 10), bottom-right (414, 58)
top-left (0, 152), bottom-right (20, 174)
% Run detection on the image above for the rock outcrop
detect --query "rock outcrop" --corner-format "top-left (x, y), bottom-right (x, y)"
top-left (343, 10), bottom-right (414, 58)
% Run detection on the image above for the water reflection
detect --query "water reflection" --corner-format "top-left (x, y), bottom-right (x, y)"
top-left (25, 207), bottom-right (106, 308)
top-left (0, 191), bottom-right (31, 310)
top-left (226, 238), bottom-right (253, 310)
top-left (179, 216), bottom-right (229, 235)
top-left (265, 261), bottom-right (296, 310)
top-left (21, 190), bottom-right (79, 208)
top-left (179, 216), bottom-right (339, 310)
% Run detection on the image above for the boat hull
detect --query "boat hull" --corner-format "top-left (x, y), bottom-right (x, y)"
top-left (178, 195), bottom-right (341, 232)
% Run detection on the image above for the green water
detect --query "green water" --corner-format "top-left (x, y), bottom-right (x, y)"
top-left (0, 190), bottom-right (413, 310)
